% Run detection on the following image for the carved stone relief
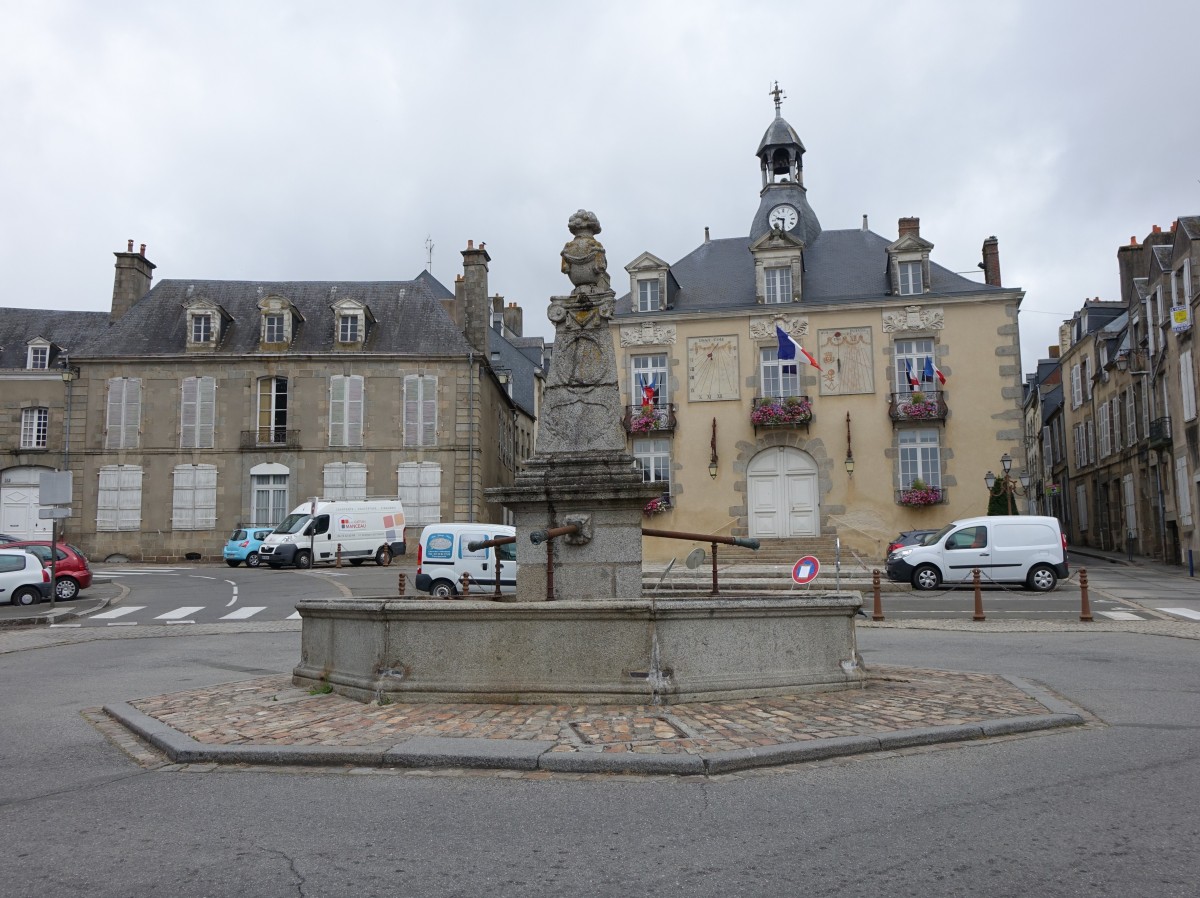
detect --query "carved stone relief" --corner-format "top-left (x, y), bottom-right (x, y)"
top-left (882, 305), bottom-right (944, 333)
top-left (619, 322), bottom-right (677, 346)
top-left (750, 315), bottom-right (808, 341)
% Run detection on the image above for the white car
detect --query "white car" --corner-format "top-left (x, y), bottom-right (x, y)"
top-left (0, 549), bottom-right (52, 606)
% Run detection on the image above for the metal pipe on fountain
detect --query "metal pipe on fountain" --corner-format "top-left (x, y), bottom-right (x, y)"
top-left (529, 524), bottom-right (581, 545)
top-left (642, 528), bottom-right (760, 595)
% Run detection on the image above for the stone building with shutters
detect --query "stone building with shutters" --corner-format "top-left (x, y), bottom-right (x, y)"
top-left (612, 88), bottom-right (1027, 563)
top-left (0, 240), bottom-right (543, 561)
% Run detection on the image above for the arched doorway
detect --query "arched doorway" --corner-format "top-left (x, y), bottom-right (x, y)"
top-left (747, 447), bottom-right (819, 539)
top-left (1, 465), bottom-right (56, 540)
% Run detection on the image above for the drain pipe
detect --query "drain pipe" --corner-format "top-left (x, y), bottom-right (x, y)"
top-left (467, 352), bottom-right (475, 521)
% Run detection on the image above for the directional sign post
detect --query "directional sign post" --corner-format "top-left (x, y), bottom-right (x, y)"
top-left (792, 555), bottom-right (821, 585)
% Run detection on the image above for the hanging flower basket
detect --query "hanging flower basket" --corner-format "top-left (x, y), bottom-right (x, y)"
top-left (897, 399), bottom-right (941, 420)
top-left (751, 397), bottom-right (813, 426)
top-left (643, 497), bottom-right (670, 517)
top-left (629, 411), bottom-right (663, 433)
top-left (897, 487), bottom-right (943, 506)
top-left (1046, 483), bottom-right (1061, 497)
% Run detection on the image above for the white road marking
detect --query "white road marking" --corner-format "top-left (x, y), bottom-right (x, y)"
top-left (90, 606), bottom-right (145, 619)
top-left (287, 611), bottom-right (302, 620)
top-left (49, 623), bottom-right (82, 628)
top-left (220, 606), bottom-right (266, 620)
top-left (226, 584), bottom-right (238, 607)
top-left (1097, 610), bottom-right (1145, 621)
top-left (107, 622), bottom-right (138, 627)
top-left (1157, 607), bottom-right (1200, 621)
top-left (155, 606), bottom-right (204, 620)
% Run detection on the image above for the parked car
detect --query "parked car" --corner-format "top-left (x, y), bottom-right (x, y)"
top-left (223, 528), bottom-right (275, 568)
top-left (0, 548), bottom-right (52, 606)
top-left (886, 529), bottom-right (937, 557)
top-left (1, 541), bottom-right (93, 601)
top-left (0, 534), bottom-right (21, 544)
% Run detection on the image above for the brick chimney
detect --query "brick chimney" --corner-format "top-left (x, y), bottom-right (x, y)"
top-left (981, 236), bottom-right (1001, 287)
top-left (111, 239), bottom-right (156, 322)
top-left (898, 217), bottom-right (920, 239)
top-left (502, 302), bottom-right (523, 338)
top-left (458, 239), bottom-right (491, 357)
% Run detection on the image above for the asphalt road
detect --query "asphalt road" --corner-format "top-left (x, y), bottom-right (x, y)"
top-left (1, 624), bottom-right (1197, 896)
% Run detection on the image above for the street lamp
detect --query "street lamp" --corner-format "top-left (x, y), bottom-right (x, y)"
top-left (984, 454), bottom-right (1030, 515)
top-left (708, 418), bottom-right (719, 479)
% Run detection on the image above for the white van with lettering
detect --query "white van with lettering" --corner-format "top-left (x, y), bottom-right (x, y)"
top-left (260, 499), bottom-right (406, 569)
top-left (885, 515), bottom-right (1068, 592)
top-left (414, 523), bottom-right (516, 597)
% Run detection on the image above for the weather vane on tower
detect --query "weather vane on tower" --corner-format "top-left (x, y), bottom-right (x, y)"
top-left (769, 81), bottom-right (786, 115)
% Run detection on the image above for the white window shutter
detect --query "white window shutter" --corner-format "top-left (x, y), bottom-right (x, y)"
top-left (97, 466), bottom-right (119, 531)
top-left (1181, 352), bottom-right (1197, 422)
top-left (418, 462), bottom-right (441, 521)
top-left (346, 462), bottom-right (367, 498)
top-left (198, 377), bottom-right (216, 448)
top-left (125, 380), bottom-right (141, 449)
top-left (421, 376), bottom-right (437, 447)
top-left (196, 465), bottom-right (217, 528)
top-left (404, 376), bottom-right (418, 446)
top-left (348, 376), bottom-right (364, 447)
top-left (323, 462), bottom-right (346, 499)
top-left (180, 378), bottom-right (198, 448)
top-left (329, 376), bottom-right (346, 447)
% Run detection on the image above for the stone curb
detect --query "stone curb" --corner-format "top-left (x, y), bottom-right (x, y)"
top-left (103, 701), bottom-right (1085, 777)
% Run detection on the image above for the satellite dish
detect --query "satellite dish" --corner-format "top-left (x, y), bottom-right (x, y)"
top-left (685, 548), bottom-right (707, 569)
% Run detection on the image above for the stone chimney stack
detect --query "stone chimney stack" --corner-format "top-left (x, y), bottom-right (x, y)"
top-left (502, 302), bottom-right (523, 338)
top-left (459, 239), bottom-right (491, 357)
top-left (111, 239), bottom-right (156, 322)
top-left (898, 217), bottom-right (920, 239)
top-left (981, 236), bottom-right (1002, 287)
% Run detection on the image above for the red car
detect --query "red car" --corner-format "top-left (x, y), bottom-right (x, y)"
top-left (2, 541), bottom-right (92, 601)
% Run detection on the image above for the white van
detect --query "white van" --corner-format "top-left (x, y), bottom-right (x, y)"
top-left (260, 498), bottom-right (406, 569)
top-left (414, 523), bottom-right (516, 597)
top-left (885, 515), bottom-right (1068, 592)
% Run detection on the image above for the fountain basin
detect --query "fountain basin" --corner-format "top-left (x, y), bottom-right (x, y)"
top-left (292, 596), bottom-right (864, 704)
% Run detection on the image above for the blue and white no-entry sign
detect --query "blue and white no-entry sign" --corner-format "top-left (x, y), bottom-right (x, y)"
top-left (792, 555), bottom-right (821, 585)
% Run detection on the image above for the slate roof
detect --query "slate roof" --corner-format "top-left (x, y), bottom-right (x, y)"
top-left (615, 228), bottom-right (1013, 316)
top-left (487, 329), bottom-right (543, 417)
top-left (0, 308), bottom-right (110, 369)
top-left (757, 114), bottom-right (806, 155)
top-left (1177, 216), bottom-right (1200, 240)
top-left (74, 274), bottom-right (472, 358)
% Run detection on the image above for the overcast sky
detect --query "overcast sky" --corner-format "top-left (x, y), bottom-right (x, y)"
top-left (3, 0), bottom-right (1197, 375)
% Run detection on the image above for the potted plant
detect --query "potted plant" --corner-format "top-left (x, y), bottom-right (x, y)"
top-left (643, 496), bottom-right (670, 516)
top-left (898, 392), bottom-right (940, 419)
top-left (897, 479), bottom-right (943, 506)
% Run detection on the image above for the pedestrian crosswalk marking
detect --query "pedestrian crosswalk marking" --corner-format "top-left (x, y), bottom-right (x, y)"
top-left (287, 611), bottom-right (301, 620)
top-left (220, 606), bottom-right (266, 620)
top-left (1097, 610), bottom-right (1145, 621)
top-left (155, 606), bottom-right (204, 620)
top-left (1157, 607), bottom-right (1200, 621)
top-left (90, 606), bottom-right (145, 619)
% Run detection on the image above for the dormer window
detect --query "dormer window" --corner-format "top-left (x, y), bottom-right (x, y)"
top-left (257, 294), bottom-right (299, 348)
top-left (331, 297), bottom-right (371, 347)
top-left (637, 279), bottom-right (661, 312)
top-left (898, 261), bottom-right (923, 296)
top-left (764, 267), bottom-right (793, 304)
top-left (27, 343), bottom-right (49, 369)
top-left (191, 313), bottom-right (212, 343)
top-left (263, 314), bottom-right (286, 343)
top-left (339, 313), bottom-right (360, 343)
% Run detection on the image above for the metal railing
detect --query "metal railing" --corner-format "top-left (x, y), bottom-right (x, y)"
top-left (1149, 416), bottom-right (1172, 447)
top-left (750, 395), bottom-right (813, 428)
top-left (888, 390), bottom-right (948, 423)
top-left (622, 404), bottom-right (677, 434)
top-left (239, 429), bottom-right (301, 449)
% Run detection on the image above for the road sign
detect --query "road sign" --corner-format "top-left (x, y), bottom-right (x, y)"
top-left (38, 507), bottom-right (72, 519)
top-left (792, 555), bottom-right (820, 585)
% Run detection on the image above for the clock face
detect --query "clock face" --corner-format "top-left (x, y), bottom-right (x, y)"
top-left (769, 204), bottom-right (799, 230)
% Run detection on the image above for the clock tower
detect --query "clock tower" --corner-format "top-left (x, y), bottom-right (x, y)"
top-left (749, 83), bottom-right (821, 246)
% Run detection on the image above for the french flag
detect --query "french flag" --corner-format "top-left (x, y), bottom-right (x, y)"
top-left (776, 325), bottom-right (821, 373)
top-left (923, 357), bottom-right (946, 386)
top-left (906, 361), bottom-right (921, 389)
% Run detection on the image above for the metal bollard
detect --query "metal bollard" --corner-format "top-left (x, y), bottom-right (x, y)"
top-left (397, 572), bottom-right (406, 596)
top-left (872, 569), bottom-right (884, 621)
top-left (972, 568), bottom-right (985, 621)
top-left (1079, 568), bottom-right (1093, 622)
top-left (335, 543), bottom-right (342, 567)
top-left (459, 572), bottom-right (471, 596)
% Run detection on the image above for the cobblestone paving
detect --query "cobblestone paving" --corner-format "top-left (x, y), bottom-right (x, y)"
top-left (126, 666), bottom-right (1058, 758)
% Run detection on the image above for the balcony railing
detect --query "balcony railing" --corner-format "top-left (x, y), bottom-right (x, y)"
top-left (240, 428), bottom-right (301, 449)
top-left (1149, 416), bottom-right (1172, 448)
top-left (889, 390), bottom-right (948, 424)
top-left (751, 395), bottom-right (813, 429)
top-left (623, 404), bottom-right (677, 435)
top-left (894, 486), bottom-right (947, 507)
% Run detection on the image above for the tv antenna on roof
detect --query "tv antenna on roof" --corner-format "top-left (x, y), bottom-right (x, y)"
top-left (425, 235), bottom-right (434, 269)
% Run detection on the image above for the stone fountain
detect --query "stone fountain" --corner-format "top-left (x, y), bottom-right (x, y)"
top-left (292, 211), bottom-right (863, 704)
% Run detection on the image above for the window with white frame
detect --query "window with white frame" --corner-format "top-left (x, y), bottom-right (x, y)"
top-left (760, 347), bottom-right (800, 399)
top-left (397, 462), bottom-right (441, 525)
top-left (263, 314), bottom-right (286, 343)
top-left (97, 464), bottom-right (142, 531)
top-left (338, 313), bottom-right (360, 343)
top-left (898, 260), bottom-right (923, 295)
top-left (1070, 364), bottom-right (1082, 409)
top-left (1181, 350), bottom-right (1197, 422)
top-left (329, 374), bottom-right (364, 447)
top-left (1081, 354), bottom-right (1091, 400)
top-left (257, 376), bottom-right (288, 444)
top-left (893, 338), bottom-right (937, 394)
top-left (1076, 484), bottom-right (1088, 531)
top-left (1073, 423), bottom-right (1085, 469)
top-left (764, 267), bottom-right (792, 304)
top-left (637, 279), bottom-right (661, 312)
top-left (171, 464), bottom-right (217, 530)
top-left (105, 378), bottom-right (141, 449)
top-left (190, 312), bottom-right (213, 344)
top-left (633, 437), bottom-right (671, 491)
top-left (630, 354), bottom-right (668, 406)
top-left (898, 429), bottom-right (941, 490)
top-left (180, 376), bottom-right (216, 449)
top-left (1098, 402), bottom-right (1110, 457)
top-left (252, 471), bottom-right (289, 526)
top-left (1175, 455), bottom-right (1194, 527)
top-left (403, 375), bottom-right (437, 447)
top-left (27, 345), bottom-right (49, 369)
top-left (20, 407), bottom-right (48, 449)
top-left (323, 462), bottom-right (367, 499)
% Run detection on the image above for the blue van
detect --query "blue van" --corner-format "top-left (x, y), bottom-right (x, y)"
top-left (223, 528), bottom-right (274, 568)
